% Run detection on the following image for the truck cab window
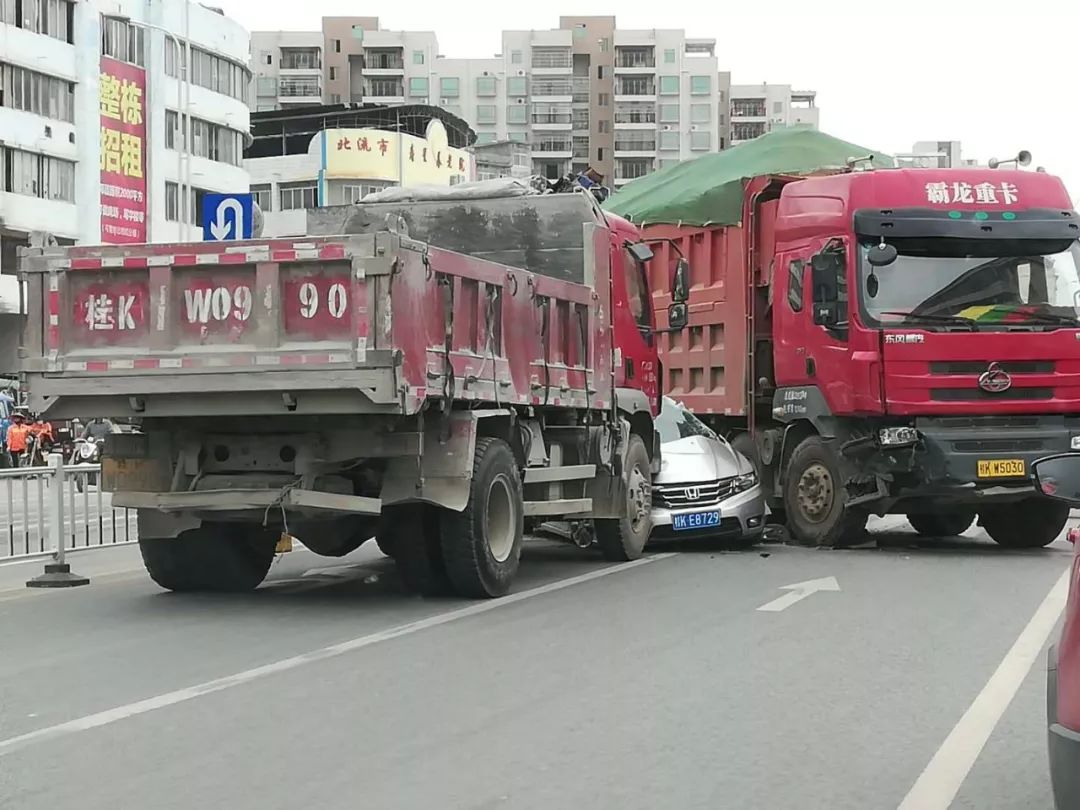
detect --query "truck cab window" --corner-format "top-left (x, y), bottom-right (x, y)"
top-left (787, 259), bottom-right (804, 312)
top-left (622, 246), bottom-right (652, 331)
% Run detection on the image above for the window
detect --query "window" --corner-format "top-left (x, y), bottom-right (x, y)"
top-left (251, 184), bottom-right (272, 212)
top-left (408, 77), bottom-right (428, 97)
top-left (599, 37), bottom-right (610, 52)
top-left (663, 48), bottom-right (676, 64)
top-left (264, 53), bottom-right (272, 65)
top-left (329, 67), bottom-right (337, 80)
top-left (278, 76), bottom-right (320, 97)
top-left (659, 75), bottom-right (679, 95)
top-left (367, 77), bottom-right (403, 97)
top-left (165, 40), bottom-right (250, 103)
top-left (279, 182), bottom-right (318, 211)
top-left (164, 182), bottom-right (208, 222)
top-left (439, 77), bottom-right (459, 97)
top-left (257, 77), bottom-right (278, 96)
top-left (691, 103), bottom-right (711, 123)
top-left (474, 132), bottom-right (497, 145)
top-left (476, 104), bottom-right (496, 124)
top-left (572, 25), bottom-right (586, 40)
top-left (787, 260), bottom-right (804, 312)
top-left (690, 131), bottom-right (711, 151)
top-left (333, 39), bottom-right (341, 53)
top-left (279, 48), bottom-right (321, 70)
top-left (597, 148), bottom-right (604, 161)
top-left (690, 75), bottom-right (711, 95)
top-left (329, 93), bottom-right (341, 104)
top-left (0, 63), bottom-right (75, 122)
top-left (597, 92), bottom-right (609, 107)
top-left (412, 50), bottom-right (425, 65)
top-left (508, 131), bottom-right (527, 143)
top-left (510, 50), bottom-right (523, 64)
top-left (597, 119), bottom-right (610, 133)
top-left (731, 98), bottom-right (767, 117)
top-left (165, 110), bottom-right (245, 166)
top-left (597, 66), bottom-right (604, 79)
top-left (1, 146), bottom-right (75, 202)
top-left (659, 104), bottom-right (679, 123)
top-left (1, 0), bottom-right (73, 43)
top-left (507, 76), bottom-right (527, 96)
top-left (339, 182), bottom-right (388, 203)
top-left (507, 104), bottom-right (527, 124)
top-left (659, 130), bottom-right (679, 150)
top-left (100, 15), bottom-right (145, 66)
top-left (476, 76), bottom-right (496, 96)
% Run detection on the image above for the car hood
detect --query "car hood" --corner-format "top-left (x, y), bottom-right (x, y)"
top-left (656, 436), bottom-right (752, 484)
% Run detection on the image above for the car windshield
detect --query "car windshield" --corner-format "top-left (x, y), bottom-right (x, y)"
top-left (655, 398), bottom-right (718, 443)
top-left (858, 237), bottom-right (1080, 328)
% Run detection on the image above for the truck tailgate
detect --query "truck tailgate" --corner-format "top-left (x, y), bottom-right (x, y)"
top-left (20, 236), bottom-right (401, 412)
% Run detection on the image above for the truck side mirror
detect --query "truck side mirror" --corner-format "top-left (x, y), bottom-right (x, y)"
top-left (1032, 455), bottom-right (1080, 505)
top-left (672, 258), bottom-right (690, 304)
top-left (667, 302), bottom-right (688, 330)
top-left (811, 252), bottom-right (842, 326)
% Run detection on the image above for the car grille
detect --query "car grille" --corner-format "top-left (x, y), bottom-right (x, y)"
top-left (654, 477), bottom-right (735, 509)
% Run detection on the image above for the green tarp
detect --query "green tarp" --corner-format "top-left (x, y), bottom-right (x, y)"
top-left (604, 127), bottom-right (894, 227)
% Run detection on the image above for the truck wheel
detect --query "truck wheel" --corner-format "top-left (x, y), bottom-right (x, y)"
top-left (440, 437), bottom-right (524, 598)
top-left (139, 523), bottom-right (277, 592)
top-left (384, 505), bottom-right (451, 595)
top-left (980, 499), bottom-right (1070, 549)
top-left (782, 436), bottom-right (866, 547)
top-left (907, 511), bottom-right (975, 538)
top-left (375, 534), bottom-right (397, 559)
top-left (595, 434), bottom-right (652, 561)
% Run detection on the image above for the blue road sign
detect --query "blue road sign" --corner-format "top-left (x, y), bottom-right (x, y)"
top-left (201, 193), bottom-right (254, 241)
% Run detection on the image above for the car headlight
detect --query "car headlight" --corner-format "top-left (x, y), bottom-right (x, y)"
top-left (734, 471), bottom-right (757, 492)
top-left (878, 426), bottom-right (919, 447)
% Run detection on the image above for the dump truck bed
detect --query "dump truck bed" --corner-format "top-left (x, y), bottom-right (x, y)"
top-left (20, 229), bottom-right (613, 420)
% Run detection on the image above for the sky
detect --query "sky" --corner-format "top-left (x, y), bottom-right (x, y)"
top-left (219, 0), bottom-right (1080, 198)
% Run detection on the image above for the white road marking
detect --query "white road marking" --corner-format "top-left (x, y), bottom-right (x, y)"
top-left (0, 552), bottom-right (677, 757)
top-left (756, 576), bottom-right (840, 612)
top-left (897, 564), bottom-right (1071, 810)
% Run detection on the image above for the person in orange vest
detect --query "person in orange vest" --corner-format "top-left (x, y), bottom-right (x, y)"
top-left (6, 412), bottom-right (31, 467)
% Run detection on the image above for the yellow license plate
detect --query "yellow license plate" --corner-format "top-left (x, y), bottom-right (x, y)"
top-left (976, 459), bottom-right (1026, 479)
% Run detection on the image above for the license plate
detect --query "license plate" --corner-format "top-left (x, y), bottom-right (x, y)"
top-left (976, 459), bottom-right (1026, 479)
top-left (672, 511), bottom-right (721, 532)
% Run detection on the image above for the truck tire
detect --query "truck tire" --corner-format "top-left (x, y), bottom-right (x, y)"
top-left (782, 436), bottom-right (867, 547)
top-left (595, 434), bottom-right (652, 561)
top-left (980, 499), bottom-right (1070, 549)
top-left (139, 523), bottom-right (277, 592)
top-left (384, 505), bottom-right (451, 595)
top-left (375, 534), bottom-right (397, 559)
top-left (907, 511), bottom-right (975, 538)
top-left (440, 437), bottom-right (524, 598)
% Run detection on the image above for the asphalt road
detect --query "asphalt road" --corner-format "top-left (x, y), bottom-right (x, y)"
top-left (0, 515), bottom-right (1072, 809)
top-left (0, 478), bottom-right (135, 558)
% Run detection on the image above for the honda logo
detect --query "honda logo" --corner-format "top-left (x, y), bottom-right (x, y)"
top-left (977, 362), bottom-right (1012, 393)
top-left (685, 486), bottom-right (701, 500)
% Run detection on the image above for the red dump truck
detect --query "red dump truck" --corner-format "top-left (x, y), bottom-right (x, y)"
top-left (619, 157), bottom-right (1080, 549)
top-left (19, 188), bottom-right (687, 597)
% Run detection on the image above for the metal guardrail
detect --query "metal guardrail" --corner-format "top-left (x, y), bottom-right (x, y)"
top-left (0, 453), bottom-right (136, 562)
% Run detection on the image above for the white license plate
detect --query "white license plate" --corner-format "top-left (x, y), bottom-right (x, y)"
top-left (672, 511), bottom-right (721, 532)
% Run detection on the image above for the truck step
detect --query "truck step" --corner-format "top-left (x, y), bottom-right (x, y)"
top-left (523, 498), bottom-right (593, 517)
top-left (522, 464), bottom-right (596, 484)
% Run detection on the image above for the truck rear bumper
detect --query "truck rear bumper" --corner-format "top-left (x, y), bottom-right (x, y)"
top-left (113, 488), bottom-right (383, 516)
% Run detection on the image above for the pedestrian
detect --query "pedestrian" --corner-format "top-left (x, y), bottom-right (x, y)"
top-left (0, 409), bottom-right (11, 468)
top-left (6, 412), bottom-right (30, 467)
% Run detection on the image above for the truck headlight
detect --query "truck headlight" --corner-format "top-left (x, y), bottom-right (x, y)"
top-left (734, 471), bottom-right (757, 492)
top-left (878, 426), bottom-right (919, 447)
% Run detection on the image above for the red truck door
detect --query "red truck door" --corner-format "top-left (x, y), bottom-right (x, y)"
top-left (611, 239), bottom-right (659, 410)
top-left (774, 240), bottom-right (860, 412)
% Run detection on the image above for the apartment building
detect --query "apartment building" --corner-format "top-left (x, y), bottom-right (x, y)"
top-left (0, 0), bottom-right (250, 266)
top-left (252, 18), bottom-right (817, 186)
top-left (896, 140), bottom-right (982, 168)
top-left (728, 84), bottom-right (819, 145)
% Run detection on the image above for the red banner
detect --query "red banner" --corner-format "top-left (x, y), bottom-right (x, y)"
top-left (99, 56), bottom-right (147, 244)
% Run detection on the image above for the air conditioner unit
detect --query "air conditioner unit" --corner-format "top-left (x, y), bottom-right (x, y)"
top-left (660, 124), bottom-right (672, 131)
top-left (515, 98), bottom-right (525, 104)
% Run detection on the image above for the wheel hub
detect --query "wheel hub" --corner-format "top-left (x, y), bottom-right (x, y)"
top-left (626, 465), bottom-right (651, 530)
top-left (796, 463), bottom-right (833, 523)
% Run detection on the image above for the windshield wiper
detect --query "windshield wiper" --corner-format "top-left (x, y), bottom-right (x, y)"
top-left (879, 311), bottom-right (979, 330)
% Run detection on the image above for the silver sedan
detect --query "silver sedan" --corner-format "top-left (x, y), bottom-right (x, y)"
top-left (650, 398), bottom-right (766, 546)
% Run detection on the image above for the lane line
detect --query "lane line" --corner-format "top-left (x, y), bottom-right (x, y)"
top-left (897, 564), bottom-right (1071, 810)
top-left (0, 552), bottom-right (677, 756)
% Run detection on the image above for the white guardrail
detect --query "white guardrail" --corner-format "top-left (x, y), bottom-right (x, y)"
top-left (0, 453), bottom-right (136, 562)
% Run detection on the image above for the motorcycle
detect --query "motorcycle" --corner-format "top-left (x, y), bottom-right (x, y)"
top-left (73, 437), bottom-right (102, 492)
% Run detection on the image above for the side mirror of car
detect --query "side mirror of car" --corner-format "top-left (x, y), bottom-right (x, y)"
top-left (667, 302), bottom-right (688, 330)
top-left (1032, 455), bottom-right (1080, 505)
top-left (671, 258), bottom-right (690, 304)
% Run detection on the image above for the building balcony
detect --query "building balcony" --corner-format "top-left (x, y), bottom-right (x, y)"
top-left (365, 94), bottom-right (406, 105)
top-left (531, 119), bottom-right (573, 130)
top-left (364, 51), bottom-right (405, 73)
top-left (279, 66), bottom-right (323, 76)
top-left (614, 146), bottom-right (657, 157)
top-left (364, 64), bottom-right (405, 75)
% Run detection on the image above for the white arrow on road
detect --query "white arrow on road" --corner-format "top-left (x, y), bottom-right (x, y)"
top-left (756, 576), bottom-right (840, 612)
top-left (209, 198), bottom-right (245, 240)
